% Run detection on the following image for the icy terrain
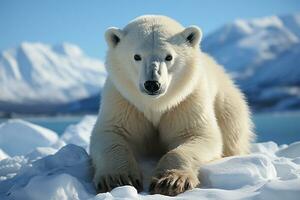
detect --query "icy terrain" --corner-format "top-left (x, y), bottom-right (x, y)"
top-left (202, 13), bottom-right (300, 112)
top-left (0, 42), bottom-right (106, 114)
top-left (0, 117), bottom-right (300, 200)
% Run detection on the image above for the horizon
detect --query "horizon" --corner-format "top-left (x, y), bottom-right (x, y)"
top-left (1, 0), bottom-right (300, 59)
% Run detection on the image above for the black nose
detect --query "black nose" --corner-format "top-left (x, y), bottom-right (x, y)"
top-left (144, 81), bottom-right (161, 93)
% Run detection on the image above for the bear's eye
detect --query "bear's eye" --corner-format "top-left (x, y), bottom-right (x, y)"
top-left (165, 54), bottom-right (173, 61)
top-left (134, 54), bottom-right (142, 61)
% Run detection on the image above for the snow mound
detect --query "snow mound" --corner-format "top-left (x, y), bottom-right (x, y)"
top-left (0, 117), bottom-right (299, 200)
top-left (12, 173), bottom-right (93, 200)
top-left (0, 156), bottom-right (27, 181)
top-left (258, 179), bottom-right (300, 200)
top-left (276, 141), bottom-right (300, 158)
top-left (61, 116), bottom-right (97, 151)
top-left (0, 144), bottom-right (95, 200)
top-left (0, 149), bottom-right (9, 160)
top-left (200, 154), bottom-right (277, 189)
top-left (0, 119), bottom-right (58, 156)
top-left (90, 186), bottom-right (140, 200)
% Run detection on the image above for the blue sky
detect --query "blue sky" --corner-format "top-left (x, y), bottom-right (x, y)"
top-left (0, 0), bottom-right (300, 59)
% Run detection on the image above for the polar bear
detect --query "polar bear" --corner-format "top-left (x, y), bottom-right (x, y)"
top-left (90, 15), bottom-right (254, 196)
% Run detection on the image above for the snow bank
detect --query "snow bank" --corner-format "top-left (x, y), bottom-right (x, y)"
top-left (61, 116), bottom-right (97, 151)
top-left (0, 117), bottom-right (300, 200)
top-left (276, 141), bottom-right (300, 158)
top-left (0, 156), bottom-right (27, 181)
top-left (0, 149), bottom-right (9, 160)
top-left (0, 119), bottom-right (58, 156)
top-left (0, 144), bottom-right (95, 200)
top-left (200, 154), bottom-right (277, 189)
top-left (12, 173), bottom-right (93, 200)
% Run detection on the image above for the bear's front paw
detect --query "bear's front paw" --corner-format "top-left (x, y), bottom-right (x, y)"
top-left (94, 173), bottom-right (143, 193)
top-left (149, 169), bottom-right (199, 196)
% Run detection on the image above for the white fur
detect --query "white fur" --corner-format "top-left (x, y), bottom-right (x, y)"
top-left (90, 15), bottom-right (254, 195)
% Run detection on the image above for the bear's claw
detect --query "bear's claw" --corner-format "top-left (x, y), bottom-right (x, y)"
top-left (149, 169), bottom-right (199, 196)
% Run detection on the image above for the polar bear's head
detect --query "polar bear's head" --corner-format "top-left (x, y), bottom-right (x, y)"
top-left (105, 15), bottom-right (202, 110)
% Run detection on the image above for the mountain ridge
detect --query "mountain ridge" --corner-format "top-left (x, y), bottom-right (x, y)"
top-left (202, 12), bottom-right (300, 112)
top-left (0, 42), bottom-right (105, 114)
top-left (1, 13), bottom-right (300, 114)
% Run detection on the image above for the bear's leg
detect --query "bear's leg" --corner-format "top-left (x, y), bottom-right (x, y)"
top-left (150, 132), bottom-right (222, 196)
top-left (215, 91), bottom-right (254, 156)
top-left (90, 131), bottom-right (143, 193)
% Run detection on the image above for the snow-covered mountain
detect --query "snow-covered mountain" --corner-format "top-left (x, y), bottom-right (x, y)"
top-left (1, 13), bottom-right (299, 114)
top-left (0, 42), bottom-right (106, 114)
top-left (202, 13), bottom-right (300, 112)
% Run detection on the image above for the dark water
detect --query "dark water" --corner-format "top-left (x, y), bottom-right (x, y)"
top-left (1, 113), bottom-right (300, 145)
top-left (253, 113), bottom-right (300, 144)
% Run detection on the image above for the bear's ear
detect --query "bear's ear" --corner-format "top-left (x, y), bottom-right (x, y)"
top-left (105, 27), bottom-right (124, 48)
top-left (181, 26), bottom-right (202, 47)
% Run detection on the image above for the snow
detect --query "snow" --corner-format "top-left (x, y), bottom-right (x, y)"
top-left (0, 149), bottom-right (9, 160)
top-left (202, 13), bottom-right (300, 112)
top-left (200, 154), bottom-right (277, 190)
top-left (1, 14), bottom-right (299, 115)
top-left (0, 119), bottom-right (58, 156)
top-left (258, 179), bottom-right (300, 200)
top-left (61, 115), bottom-right (96, 151)
top-left (0, 42), bottom-right (106, 114)
top-left (276, 141), bottom-right (300, 159)
top-left (12, 173), bottom-right (93, 200)
top-left (0, 144), bottom-right (95, 200)
top-left (0, 118), bottom-right (300, 200)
